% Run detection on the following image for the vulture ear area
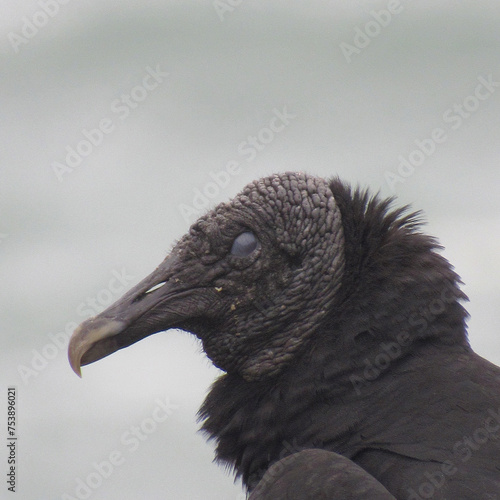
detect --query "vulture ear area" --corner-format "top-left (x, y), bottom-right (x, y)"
top-left (285, 251), bottom-right (303, 269)
top-left (275, 232), bottom-right (306, 269)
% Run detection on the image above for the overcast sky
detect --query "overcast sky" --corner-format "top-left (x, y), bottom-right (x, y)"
top-left (1, 2), bottom-right (500, 499)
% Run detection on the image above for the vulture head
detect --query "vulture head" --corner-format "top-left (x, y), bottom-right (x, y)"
top-left (69, 172), bottom-right (477, 497)
top-left (69, 173), bottom-right (348, 381)
top-left (69, 172), bottom-right (466, 382)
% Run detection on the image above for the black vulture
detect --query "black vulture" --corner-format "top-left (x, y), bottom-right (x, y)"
top-left (69, 172), bottom-right (500, 499)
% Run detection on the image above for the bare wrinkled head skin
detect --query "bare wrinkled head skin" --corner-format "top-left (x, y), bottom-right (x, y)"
top-left (186, 172), bottom-right (345, 379)
top-left (68, 172), bottom-right (345, 381)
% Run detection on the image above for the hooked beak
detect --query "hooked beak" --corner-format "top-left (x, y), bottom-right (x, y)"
top-left (68, 254), bottom-right (212, 377)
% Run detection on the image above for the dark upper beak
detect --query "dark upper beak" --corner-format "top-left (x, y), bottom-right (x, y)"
top-left (68, 253), bottom-right (211, 377)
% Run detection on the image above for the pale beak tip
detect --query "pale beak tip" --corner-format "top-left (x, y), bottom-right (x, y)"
top-left (68, 349), bottom-right (83, 378)
top-left (67, 318), bottom-right (126, 378)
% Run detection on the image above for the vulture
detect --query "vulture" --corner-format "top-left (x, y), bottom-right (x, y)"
top-left (68, 172), bottom-right (500, 499)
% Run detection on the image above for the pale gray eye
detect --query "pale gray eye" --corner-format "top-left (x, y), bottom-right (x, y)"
top-left (230, 231), bottom-right (259, 257)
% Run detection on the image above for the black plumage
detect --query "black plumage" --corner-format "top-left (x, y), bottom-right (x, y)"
top-left (69, 172), bottom-right (500, 499)
top-left (248, 450), bottom-right (396, 499)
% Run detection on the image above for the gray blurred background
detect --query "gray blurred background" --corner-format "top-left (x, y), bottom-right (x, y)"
top-left (1, 1), bottom-right (499, 499)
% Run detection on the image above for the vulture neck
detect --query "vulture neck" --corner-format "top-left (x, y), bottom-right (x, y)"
top-left (200, 181), bottom-right (471, 489)
top-left (200, 326), bottom-right (471, 490)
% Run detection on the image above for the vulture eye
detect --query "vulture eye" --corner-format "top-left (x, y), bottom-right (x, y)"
top-left (230, 231), bottom-right (259, 257)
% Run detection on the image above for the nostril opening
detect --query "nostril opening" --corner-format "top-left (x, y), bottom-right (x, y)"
top-left (132, 281), bottom-right (168, 303)
top-left (145, 281), bottom-right (167, 294)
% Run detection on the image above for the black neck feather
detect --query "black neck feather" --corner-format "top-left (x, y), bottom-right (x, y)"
top-left (199, 179), bottom-right (469, 490)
